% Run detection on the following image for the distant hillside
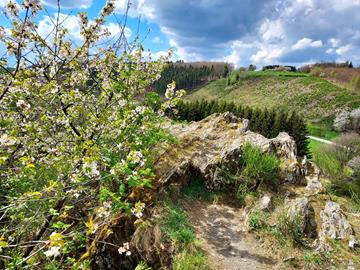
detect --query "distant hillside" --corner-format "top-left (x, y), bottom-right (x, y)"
top-left (298, 62), bottom-right (360, 92)
top-left (187, 71), bottom-right (360, 124)
top-left (152, 61), bottom-right (232, 94)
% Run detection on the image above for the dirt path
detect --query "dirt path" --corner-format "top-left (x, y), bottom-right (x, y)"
top-left (185, 201), bottom-right (277, 270)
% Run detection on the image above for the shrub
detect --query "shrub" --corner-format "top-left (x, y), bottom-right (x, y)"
top-left (310, 67), bottom-right (322, 77)
top-left (239, 143), bottom-right (280, 191)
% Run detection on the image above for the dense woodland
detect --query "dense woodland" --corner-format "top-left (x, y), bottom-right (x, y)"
top-left (173, 100), bottom-right (309, 157)
top-left (152, 62), bottom-right (231, 94)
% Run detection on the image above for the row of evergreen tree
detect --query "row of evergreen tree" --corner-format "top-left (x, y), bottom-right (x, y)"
top-left (173, 100), bottom-right (309, 157)
top-left (152, 64), bottom-right (217, 94)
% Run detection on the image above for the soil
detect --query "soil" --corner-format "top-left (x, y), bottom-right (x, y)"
top-left (184, 200), bottom-right (278, 270)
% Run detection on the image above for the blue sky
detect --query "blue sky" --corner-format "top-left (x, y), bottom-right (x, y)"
top-left (1, 0), bottom-right (360, 67)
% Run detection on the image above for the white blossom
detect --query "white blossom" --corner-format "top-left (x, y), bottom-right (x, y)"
top-left (118, 242), bottom-right (131, 256)
top-left (83, 161), bottom-right (100, 178)
top-left (44, 246), bottom-right (61, 258)
top-left (16, 99), bottom-right (31, 110)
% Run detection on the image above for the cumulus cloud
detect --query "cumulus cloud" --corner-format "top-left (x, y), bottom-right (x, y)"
top-left (152, 36), bottom-right (161, 44)
top-left (115, 0), bottom-right (360, 67)
top-left (40, 0), bottom-right (92, 9)
top-left (38, 13), bottom-right (131, 44)
top-left (0, 0), bottom-right (9, 7)
top-left (292, 38), bottom-right (323, 51)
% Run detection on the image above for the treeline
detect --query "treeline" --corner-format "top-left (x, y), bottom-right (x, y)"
top-left (173, 100), bottom-right (309, 157)
top-left (152, 62), bottom-right (231, 94)
top-left (262, 65), bottom-right (297, 72)
top-left (299, 61), bottom-right (354, 73)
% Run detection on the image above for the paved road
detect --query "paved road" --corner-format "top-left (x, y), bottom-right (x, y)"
top-left (307, 135), bottom-right (333, 145)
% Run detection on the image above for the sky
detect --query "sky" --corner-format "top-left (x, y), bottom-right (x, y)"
top-left (1, 0), bottom-right (360, 68)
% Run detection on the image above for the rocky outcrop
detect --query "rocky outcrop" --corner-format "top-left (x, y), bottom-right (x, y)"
top-left (319, 201), bottom-right (357, 249)
top-left (287, 197), bottom-right (317, 238)
top-left (154, 112), bottom-right (303, 190)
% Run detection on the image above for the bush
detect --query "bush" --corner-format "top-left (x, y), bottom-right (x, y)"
top-left (310, 67), bottom-right (322, 77)
top-left (239, 143), bottom-right (280, 191)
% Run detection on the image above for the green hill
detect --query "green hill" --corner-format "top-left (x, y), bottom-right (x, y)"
top-left (186, 72), bottom-right (360, 137)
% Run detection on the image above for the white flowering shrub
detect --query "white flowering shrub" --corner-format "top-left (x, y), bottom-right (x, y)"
top-left (333, 110), bottom-right (351, 132)
top-left (334, 108), bottom-right (360, 132)
top-left (0, 1), bottom-right (182, 268)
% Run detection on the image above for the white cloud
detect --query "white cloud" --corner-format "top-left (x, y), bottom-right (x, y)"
top-left (0, 0), bottom-right (10, 7)
top-left (38, 13), bottom-right (81, 42)
top-left (40, 0), bottom-right (92, 9)
top-left (38, 14), bottom-right (131, 45)
top-left (152, 36), bottom-right (161, 44)
top-left (291, 38), bottom-right (323, 50)
top-left (114, 0), bottom-right (155, 19)
top-left (250, 45), bottom-right (285, 65)
top-left (336, 45), bottom-right (352, 56)
top-left (259, 19), bottom-right (285, 42)
top-left (105, 23), bottom-right (132, 39)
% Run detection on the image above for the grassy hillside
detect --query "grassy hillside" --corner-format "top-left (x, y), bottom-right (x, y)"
top-left (187, 72), bottom-right (360, 125)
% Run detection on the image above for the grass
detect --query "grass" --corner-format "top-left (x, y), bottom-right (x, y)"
top-left (187, 73), bottom-right (360, 124)
top-left (160, 189), bottom-right (212, 269)
top-left (308, 139), bottom-right (324, 158)
top-left (181, 177), bottom-right (215, 202)
top-left (307, 122), bottom-right (339, 140)
top-left (161, 204), bottom-right (196, 248)
top-left (172, 250), bottom-right (210, 270)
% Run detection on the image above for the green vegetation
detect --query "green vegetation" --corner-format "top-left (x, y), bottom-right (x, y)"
top-left (153, 62), bottom-right (229, 94)
top-left (307, 122), bottom-right (339, 140)
top-left (188, 72), bottom-right (360, 125)
top-left (239, 143), bottom-right (280, 190)
top-left (172, 250), bottom-right (210, 270)
top-left (159, 192), bottom-right (211, 270)
top-left (161, 204), bottom-right (196, 248)
top-left (247, 210), bottom-right (266, 230)
top-left (174, 99), bottom-right (310, 156)
top-left (227, 70), bottom-right (309, 86)
top-left (181, 177), bottom-right (216, 202)
top-left (313, 133), bottom-right (360, 196)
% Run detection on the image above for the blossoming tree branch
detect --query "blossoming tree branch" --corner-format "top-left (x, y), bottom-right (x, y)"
top-left (0, 0), bottom-right (184, 268)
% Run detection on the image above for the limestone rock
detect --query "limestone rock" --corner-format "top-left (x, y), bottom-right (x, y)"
top-left (319, 201), bottom-right (357, 249)
top-left (305, 177), bottom-right (324, 195)
top-left (259, 194), bottom-right (273, 211)
top-left (154, 113), bottom-right (303, 190)
top-left (287, 197), bottom-right (317, 238)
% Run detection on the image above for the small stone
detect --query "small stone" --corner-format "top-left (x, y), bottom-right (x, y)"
top-left (259, 194), bottom-right (273, 211)
top-left (349, 235), bottom-right (358, 249)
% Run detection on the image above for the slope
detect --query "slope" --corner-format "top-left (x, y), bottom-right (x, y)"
top-left (187, 75), bottom-right (360, 123)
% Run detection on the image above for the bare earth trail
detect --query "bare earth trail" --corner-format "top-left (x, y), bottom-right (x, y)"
top-left (184, 201), bottom-right (278, 270)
